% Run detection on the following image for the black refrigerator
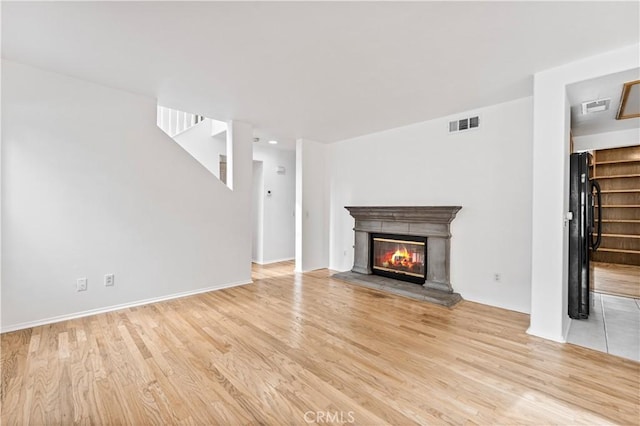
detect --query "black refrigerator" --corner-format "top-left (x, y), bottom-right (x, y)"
top-left (568, 152), bottom-right (602, 319)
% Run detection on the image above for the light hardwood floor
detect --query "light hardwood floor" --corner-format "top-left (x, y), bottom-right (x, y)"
top-left (2, 261), bottom-right (639, 424)
top-left (592, 261), bottom-right (640, 299)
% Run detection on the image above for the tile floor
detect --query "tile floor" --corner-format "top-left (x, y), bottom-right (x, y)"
top-left (567, 292), bottom-right (640, 362)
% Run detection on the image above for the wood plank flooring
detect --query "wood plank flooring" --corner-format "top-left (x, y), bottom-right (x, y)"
top-left (592, 261), bottom-right (640, 299)
top-left (2, 261), bottom-right (639, 424)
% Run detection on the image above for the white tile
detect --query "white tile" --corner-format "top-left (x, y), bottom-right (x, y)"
top-left (589, 293), bottom-right (604, 319)
top-left (567, 293), bottom-right (640, 361)
top-left (567, 311), bottom-right (607, 353)
top-left (606, 338), bottom-right (640, 362)
top-left (602, 294), bottom-right (640, 313)
top-left (603, 295), bottom-right (640, 362)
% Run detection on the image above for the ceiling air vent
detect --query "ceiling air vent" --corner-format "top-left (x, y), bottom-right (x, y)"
top-left (449, 115), bottom-right (480, 133)
top-left (581, 98), bottom-right (610, 115)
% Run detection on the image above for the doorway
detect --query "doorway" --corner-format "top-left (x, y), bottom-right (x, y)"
top-left (565, 71), bottom-right (639, 361)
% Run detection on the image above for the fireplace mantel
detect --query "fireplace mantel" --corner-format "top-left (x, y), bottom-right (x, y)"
top-left (345, 206), bottom-right (461, 224)
top-left (345, 205), bottom-right (462, 293)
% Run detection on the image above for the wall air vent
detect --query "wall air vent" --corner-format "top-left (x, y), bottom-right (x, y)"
top-left (581, 98), bottom-right (610, 115)
top-left (448, 115), bottom-right (480, 133)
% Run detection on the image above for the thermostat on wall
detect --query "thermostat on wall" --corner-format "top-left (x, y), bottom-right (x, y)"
top-left (276, 166), bottom-right (286, 174)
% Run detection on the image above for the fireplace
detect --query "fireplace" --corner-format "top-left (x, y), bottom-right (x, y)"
top-left (344, 206), bottom-right (461, 292)
top-left (370, 233), bottom-right (427, 284)
top-left (333, 206), bottom-right (463, 307)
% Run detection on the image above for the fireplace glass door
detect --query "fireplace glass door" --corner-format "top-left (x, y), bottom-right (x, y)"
top-left (370, 234), bottom-right (427, 284)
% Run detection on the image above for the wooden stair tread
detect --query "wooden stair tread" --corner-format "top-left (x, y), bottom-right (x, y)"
top-left (597, 204), bottom-right (640, 207)
top-left (594, 159), bottom-right (640, 165)
top-left (594, 174), bottom-right (640, 179)
top-left (596, 248), bottom-right (640, 254)
top-left (602, 219), bottom-right (640, 223)
top-left (601, 233), bottom-right (640, 239)
top-left (600, 189), bottom-right (640, 193)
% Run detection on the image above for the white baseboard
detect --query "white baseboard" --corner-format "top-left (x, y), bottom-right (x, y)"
top-left (1, 279), bottom-right (252, 333)
top-left (252, 257), bottom-right (294, 265)
top-left (297, 265), bottom-right (328, 273)
top-left (526, 326), bottom-right (567, 343)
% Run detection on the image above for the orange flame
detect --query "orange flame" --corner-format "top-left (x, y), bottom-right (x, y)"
top-left (382, 246), bottom-right (415, 268)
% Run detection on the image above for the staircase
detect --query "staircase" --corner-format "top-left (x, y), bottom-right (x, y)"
top-left (157, 106), bottom-right (205, 137)
top-left (591, 145), bottom-right (640, 266)
top-left (156, 105), bottom-right (230, 188)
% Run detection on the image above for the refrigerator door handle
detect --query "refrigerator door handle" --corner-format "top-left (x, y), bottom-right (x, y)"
top-left (591, 179), bottom-right (602, 251)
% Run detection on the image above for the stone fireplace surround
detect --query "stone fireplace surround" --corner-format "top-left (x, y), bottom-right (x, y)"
top-left (333, 206), bottom-right (463, 307)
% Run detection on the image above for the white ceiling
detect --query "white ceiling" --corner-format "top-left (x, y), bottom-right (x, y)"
top-left (568, 68), bottom-right (640, 137)
top-left (2, 2), bottom-right (639, 144)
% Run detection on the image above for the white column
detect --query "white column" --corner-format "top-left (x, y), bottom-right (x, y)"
top-left (226, 120), bottom-right (252, 193)
top-left (295, 139), bottom-right (330, 272)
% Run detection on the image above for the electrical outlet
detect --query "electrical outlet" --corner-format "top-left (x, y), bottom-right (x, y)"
top-left (494, 273), bottom-right (501, 282)
top-left (77, 277), bottom-right (88, 292)
top-left (104, 273), bottom-right (115, 287)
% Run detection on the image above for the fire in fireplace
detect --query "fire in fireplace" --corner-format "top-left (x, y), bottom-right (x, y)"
top-left (370, 233), bottom-right (427, 284)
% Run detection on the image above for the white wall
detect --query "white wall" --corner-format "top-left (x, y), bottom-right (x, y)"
top-left (530, 43), bottom-right (640, 342)
top-left (1, 60), bottom-right (253, 331)
top-left (0, 29), bottom-right (3, 326)
top-left (252, 161), bottom-right (264, 263)
top-left (295, 139), bottom-right (329, 272)
top-left (329, 97), bottom-right (533, 313)
top-left (573, 128), bottom-right (640, 152)
top-left (226, 120), bottom-right (254, 270)
top-left (173, 119), bottom-right (227, 179)
top-left (252, 145), bottom-right (296, 264)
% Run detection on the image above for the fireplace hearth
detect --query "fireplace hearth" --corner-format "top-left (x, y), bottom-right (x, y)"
top-left (333, 206), bottom-right (463, 307)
